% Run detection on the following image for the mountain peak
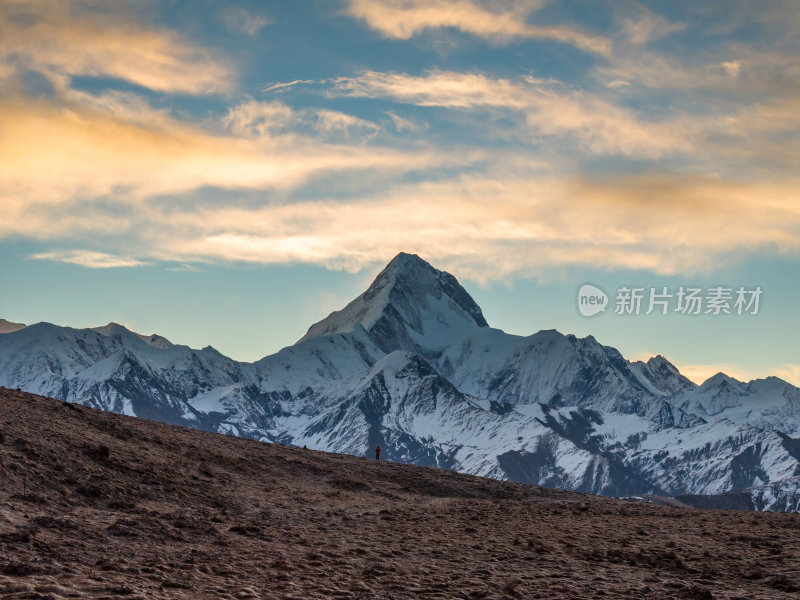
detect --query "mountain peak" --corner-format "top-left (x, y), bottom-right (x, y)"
top-left (299, 253), bottom-right (488, 355)
top-left (0, 319), bottom-right (26, 334)
top-left (378, 253), bottom-right (457, 291)
top-left (91, 322), bottom-right (173, 349)
top-left (91, 322), bottom-right (129, 335)
top-left (386, 251), bottom-right (426, 268)
top-left (701, 372), bottom-right (742, 387)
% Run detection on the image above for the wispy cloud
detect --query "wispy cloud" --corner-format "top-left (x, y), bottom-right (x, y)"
top-left (165, 263), bottom-right (202, 273)
top-left (595, 49), bottom-right (796, 94)
top-left (344, 0), bottom-right (610, 54)
top-left (385, 110), bottom-right (426, 133)
top-left (327, 65), bottom-right (798, 173)
top-left (315, 109), bottom-right (380, 136)
top-left (619, 8), bottom-right (686, 46)
top-left (263, 80), bottom-right (318, 93)
top-left (30, 250), bottom-right (146, 269)
top-left (223, 100), bottom-right (380, 140)
top-left (0, 0), bottom-right (231, 94)
top-left (332, 70), bottom-right (690, 157)
top-left (223, 7), bottom-right (270, 36)
top-left (222, 100), bottom-right (299, 138)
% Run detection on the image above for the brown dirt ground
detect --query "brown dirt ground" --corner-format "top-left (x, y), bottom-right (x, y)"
top-left (1, 388), bottom-right (799, 599)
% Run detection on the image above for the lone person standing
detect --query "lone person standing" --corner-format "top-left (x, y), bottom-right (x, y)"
top-left (375, 445), bottom-right (381, 460)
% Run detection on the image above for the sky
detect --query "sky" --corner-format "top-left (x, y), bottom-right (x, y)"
top-left (0, 0), bottom-right (798, 385)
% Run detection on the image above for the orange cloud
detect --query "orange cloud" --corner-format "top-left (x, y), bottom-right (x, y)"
top-left (0, 94), bottom-right (447, 238)
top-left (345, 0), bottom-right (610, 54)
top-left (35, 171), bottom-right (792, 282)
top-left (0, 0), bottom-right (231, 93)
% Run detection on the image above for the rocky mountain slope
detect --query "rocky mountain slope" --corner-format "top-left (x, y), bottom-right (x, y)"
top-left (2, 388), bottom-right (800, 599)
top-left (2, 253), bottom-right (799, 508)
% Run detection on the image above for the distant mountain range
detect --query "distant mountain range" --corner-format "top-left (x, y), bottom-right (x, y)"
top-left (2, 253), bottom-right (799, 510)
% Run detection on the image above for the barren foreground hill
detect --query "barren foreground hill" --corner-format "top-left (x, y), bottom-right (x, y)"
top-left (1, 388), bottom-right (799, 599)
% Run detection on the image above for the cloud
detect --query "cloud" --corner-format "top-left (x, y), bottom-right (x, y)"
top-left (386, 111), bottom-right (426, 133)
top-left (344, 0), bottom-right (610, 54)
top-left (332, 70), bottom-right (690, 157)
top-left (276, 173), bottom-right (796, 280)
top-left (222, 100), bottom-right (380, 140)
top-left (4, 69), bottom-right (793, 281)
top-left (0, 93), bottom-right (452, 241)
top-left (590, 50), bottom-right (800, 175)
top-left (2, 90), bottom-right (796, 290)
top-left (0, 0), bottom-right (231, 94)
top-left (26, 169), bottom-right (794, 283)
top-left (620, 9), bottom-right (686, 46)
top-left (719, 61), bottom-right (741, 78)
top-left (315, 110), bottom-right (380, 136)
top-left (0, 61), bottom-right (14, 82)
top-left (30, 250), bottom-right (146, 269)
top-left (597, 44), bottom-right (800, 100)
top-left (596, 2), bottom-right (800, 99)
top-left (223, 7), bottom-right (270, 36)
top-left (604, 2), bottom-right (799, 85)
top-left (2, 1), bottom-right (797, 298)
top-left (223, 100), bottom-right (299, 138)
top-left (165, 264), bottom-right (203, 273)
top-left (263, 80), bottom-right (318, 93)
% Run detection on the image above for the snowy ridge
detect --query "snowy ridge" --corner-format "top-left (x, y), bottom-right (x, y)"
top-left (671, 374), bottom-right (800, 436)
top-left (299, 253), bottom-right (488, 355)
top-left (628, 355), bottom-right (697, 397)
top-left (91, 322), bottom-right (174, 349)
top-left (2, 252), bottom-right (800, 510)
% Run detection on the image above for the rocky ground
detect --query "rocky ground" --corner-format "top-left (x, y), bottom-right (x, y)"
top-left (1, 388), bottom-right (799, 599)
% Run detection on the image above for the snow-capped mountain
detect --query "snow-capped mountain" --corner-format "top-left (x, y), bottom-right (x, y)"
top-left (91, 322), bottom-right (175, 349)
top-left (2, 252), bottom-right (800, 509)
top-left (299, 252), bottom-right (489, 356)
top-left (670, 373), bottom-right (800, 436)
top-left (0, 321), bottom-right (246, 427)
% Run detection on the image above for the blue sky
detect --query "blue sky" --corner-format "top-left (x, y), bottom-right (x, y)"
top-left (0, 0), bottom-right (798, 384)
